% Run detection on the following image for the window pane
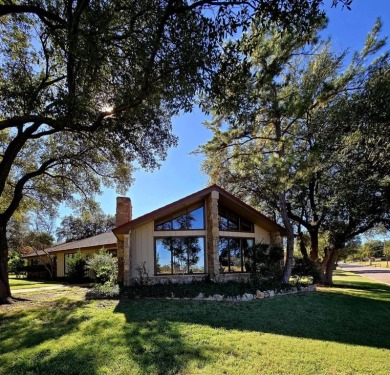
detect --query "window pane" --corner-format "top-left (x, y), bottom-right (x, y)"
top-left (218, 237), bottom-right (229, 273)
top-left (218, 205), bottom-right (253, 232)
top-left (188, 207), bottom-right (204, 229)
top-left (228, 212), bottom-right (239, 231)
top-left (242, 239), bottom-right (254, 272)
top-left (155, 221), bottom-right (173, 231)
top-left (172, 215), bottom-right (188, 230)
top-left (156, 238), bottom-right (172, 274)
top-left (241, 219), bottom-right (253, 232)
top-left (156, 237), bottom-right (205, 275)
top-left (229, 238), bottom-right (241, 272)
top-left (183, 237), bottom-right (205, 273)
top-left (218, 208), bottom-right (229, 230)
top-left (219, 216), bottom-right (229, 231)
top-left (156, 206), bottom-right (204, 230)
top-left (171, 238), bottom-right (186, 273)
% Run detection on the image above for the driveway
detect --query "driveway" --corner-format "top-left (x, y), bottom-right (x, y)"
top-left (338, 263), bottom-right (390, 286)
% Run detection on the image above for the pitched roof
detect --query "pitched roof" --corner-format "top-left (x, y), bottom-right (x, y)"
top-left (113, 184), bottom-right (286, 235)
top-left (22, 232), bottom-right (117, 258)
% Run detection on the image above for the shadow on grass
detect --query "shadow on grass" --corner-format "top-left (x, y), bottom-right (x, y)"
top-left (2, 278), bottom-right (389, 375)
top-left (0, 298), bottom-right (89, 354)
top-left (114, 280), bottom-right (390, 356)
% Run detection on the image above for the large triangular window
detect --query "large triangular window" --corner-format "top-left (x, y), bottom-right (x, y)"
top-left (155, 205), bottom-right (205, 231)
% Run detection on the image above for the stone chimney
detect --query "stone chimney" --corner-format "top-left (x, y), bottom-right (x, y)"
top-left (116, 197), bottom-right (132, 227)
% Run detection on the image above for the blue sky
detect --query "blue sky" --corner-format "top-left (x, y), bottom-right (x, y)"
top-left (72, 0), bottom-right (390, 221)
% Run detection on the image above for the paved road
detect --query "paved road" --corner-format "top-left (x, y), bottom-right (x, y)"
top-left (338, 263), bottom-right (390, 286)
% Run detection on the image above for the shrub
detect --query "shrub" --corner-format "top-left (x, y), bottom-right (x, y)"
top-left (248, 242), bottom-right (284, 289)
top-left (8, 253), bottom-right (26, 277)
top-left (87, 249), bottom-right (118, 285)
top-left (66, 251), bottom-right (87, 282)
top-left (86, 282), bottom-right (120, 299)
top-left (291, 257), bottom-right (321, 284)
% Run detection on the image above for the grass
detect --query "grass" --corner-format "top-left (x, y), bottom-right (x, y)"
top-left (1, 270), bottom-right (389, 375)
top-left (9, 274), bottom-right (66, 291)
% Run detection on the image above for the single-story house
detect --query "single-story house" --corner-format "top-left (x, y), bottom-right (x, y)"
top-left (24, 185), bottom-right (285, 284)
top-left (23, 232), bottom-right (117, 278)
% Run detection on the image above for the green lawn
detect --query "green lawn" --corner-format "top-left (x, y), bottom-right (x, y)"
top-left (1, 271), bottom-right (389, 375)
top-left (9, 275), bottom-right (66, 290)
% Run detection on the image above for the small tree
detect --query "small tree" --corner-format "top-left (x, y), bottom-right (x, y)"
top-left (66, 251), bottom-right (86, 283)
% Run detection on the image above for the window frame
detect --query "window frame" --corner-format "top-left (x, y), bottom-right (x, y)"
top-left (218, 206), bottom-right (254, 233)
top-left (154, 236), bottom-right (206, 275)
top-left (154, 203), bottom-right (206, 231)
top-left (218, 237), bottom-right (255, 273)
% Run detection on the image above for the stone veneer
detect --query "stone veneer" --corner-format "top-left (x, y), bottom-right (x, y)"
top-left (123, 233), bottom-right (131, 286)
top-left (117, 238), bottom-right (124, 283)
top-left (116, 197), bottom-right (132, 285)
top-left (206, 190), bottom-right (220, 280)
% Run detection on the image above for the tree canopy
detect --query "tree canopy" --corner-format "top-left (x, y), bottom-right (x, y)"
top-left (56, 212), bottom-right (115, 243)
top-left (0, 0), bottom-right (352, 302)
top-left (199, 18), bottom-right (390, 284)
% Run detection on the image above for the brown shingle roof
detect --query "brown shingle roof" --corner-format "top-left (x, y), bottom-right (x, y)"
top-left (22, 232), bottom-right (117, 258)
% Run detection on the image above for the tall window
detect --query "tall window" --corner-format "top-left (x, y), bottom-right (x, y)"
top-left (219, 237), bottom-right (254, 272)
top-left (219, 206), bottom-right (254, 232)
top-left (155, 205), bottom-right (204, 231)
top-left (155, 237), bottom-right (205, 274)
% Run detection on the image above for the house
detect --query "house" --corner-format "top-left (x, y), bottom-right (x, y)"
top-left (23, 232), bottom-right (117, 278)
top-left (23, 185), bottom-right (285, 283)
top-left (113, 185), bottom-right (285, 285)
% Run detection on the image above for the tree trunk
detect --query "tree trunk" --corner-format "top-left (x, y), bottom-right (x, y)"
top-left (309, 228), bottom-right (319, 262)
top-left (279, 193), bottom-right (295, 285)
top-left (0, 224), bottom-right (11, 303)
top-left (323, 248), bottom-right (339, 285)
top-left (297, 231), bottom-right (309, 260)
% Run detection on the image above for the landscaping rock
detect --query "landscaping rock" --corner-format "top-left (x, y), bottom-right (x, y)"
top-left (269, 290), bottom-right (275, 297)
top-left (194, 293), bottom-right (204, 300)
top-left (255, 290), bottom-right (265, 299)
top-left (264, 291), bottom-right (270, 298)
top-left (242, 293), bottom-right (254, 301)
top-left (213, 294), bottom-right (223, 301)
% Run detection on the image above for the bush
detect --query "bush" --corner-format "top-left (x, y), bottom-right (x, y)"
top-left (248, 242), bottom-right (284, 289)
top-left (87, 249), bottom-right (118, 285)
top-left (67, 251), bottom-right (87, 282)
top-left (8, 253), bottom-right (26, 277)
top-left (86, 282), bottom-right (120, 299)
top-left (292, 257), bottom-right (321, 284)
